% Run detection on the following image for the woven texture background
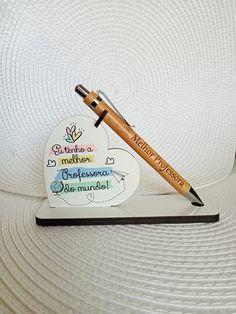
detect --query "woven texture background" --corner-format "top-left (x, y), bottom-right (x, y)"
top-left (0, 0), bottom-right (235, 197)
top-left (1, 164), bottom-right (236, 313)
top-left (1, 2), bottom-right (236, 313)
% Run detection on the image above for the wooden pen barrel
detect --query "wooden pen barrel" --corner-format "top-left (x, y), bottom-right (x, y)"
top-left (84, 91), bottom-right (191, 195)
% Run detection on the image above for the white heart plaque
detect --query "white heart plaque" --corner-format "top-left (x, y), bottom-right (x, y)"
top-left (44, 116), bottom-right (140, 207)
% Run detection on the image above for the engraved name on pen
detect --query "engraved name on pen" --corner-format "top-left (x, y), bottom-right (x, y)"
top-left (131, 134), bottom-right (184, 187)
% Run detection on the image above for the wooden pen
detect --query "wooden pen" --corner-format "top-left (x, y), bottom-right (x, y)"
top-left (75, 84), bottom-right (204, 206)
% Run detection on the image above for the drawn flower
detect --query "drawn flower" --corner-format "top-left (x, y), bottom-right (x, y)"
top-left (65, 125), bottom-right (82, 143)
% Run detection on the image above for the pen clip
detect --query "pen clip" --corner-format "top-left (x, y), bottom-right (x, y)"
top-left (96, 89), bottom-right (135, 128)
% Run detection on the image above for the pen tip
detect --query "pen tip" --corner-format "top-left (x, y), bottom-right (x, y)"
top-left (186, 187), bottom-right (204, 207)
top-left (191, 201), bottom-right (204, 207)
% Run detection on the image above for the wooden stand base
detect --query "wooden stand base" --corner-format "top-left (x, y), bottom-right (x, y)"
top-left (36, 194), bottom-right (219, 226)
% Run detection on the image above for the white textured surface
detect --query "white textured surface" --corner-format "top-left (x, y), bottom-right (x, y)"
top-left (0, 0), bottom-right (235, 197)
top-left (1, 2), bottom-right (236, 312)
top-left (1, 163), bottom-right (236, 313)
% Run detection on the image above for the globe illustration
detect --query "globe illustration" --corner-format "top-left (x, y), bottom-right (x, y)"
top-left (50, 181), bottom-right (63, 194)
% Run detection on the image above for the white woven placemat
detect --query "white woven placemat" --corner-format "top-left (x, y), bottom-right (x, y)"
top-left (1, 2), bottom-right (236, 313)
top-left (1, 163), bottom-right (236, 314)
top-left (0, 0), bottom-right (235, 198)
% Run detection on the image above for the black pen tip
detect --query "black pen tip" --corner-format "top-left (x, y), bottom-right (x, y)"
top-left (187, 187), bottom-right (204, 207)
top-left (191, 201), bottom-right (204, 207)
